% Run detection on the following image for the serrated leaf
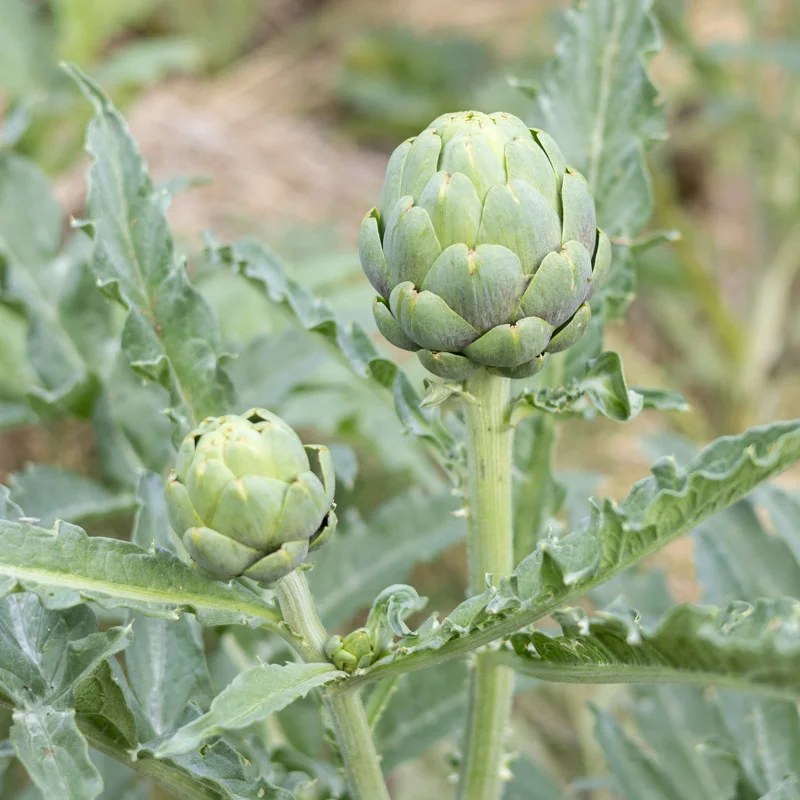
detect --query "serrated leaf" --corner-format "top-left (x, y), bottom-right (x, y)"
top-left (0, 518), bottom-right (283, 630)
top-left (228, 329), bottom-right (325, 411)
top-left (344, 420), bottom-right (800, 688)
top-left (511, 351), bottom-right (687, 424)
top-left (284, 373), bottom-right (446, 486)
top-left (91, 356), bottom-right (174, 485)
top-left (66, 64), bottom-right (234, 439)
top-left (716, 692), bottom-right (800, 795)
top-left (591, 566), bottom-right (673, 627)
top-left (530, 0), bottom-right (665, 239)
top-left (594, 707), bottom-right (686, 800)
top-left (501, 598), bottom-right (800, 699)
top-left (375, 660), bottom-right (468, 771)
top-left (694, 501), bottom-right (800, 605)
top-left (0, 151), bottom-right (106, 418)
top-left (8, 465), bottom-right (135, 527)
top-left (126, 472), bottom-right (212, 736)
top-left (11, 708), bottom-right (103, 800)
top-left (154, 662), bottom-right (344, 757)
top-left (524, 0), bottom-right (665, 326)
top-left (0, 594), bottom-right (130, 706)
top-left (73, 660), bottom-right (138, 750)
top-left (608, 685), bottom-right (738, 800)
top-left (309, 492), bottom-right (464, 629)
top-left (208, 236), bottom-right (458, 466)
top-left (0, 597), bottom-right (131, 800)
top-left (146, 739), bottom-right (293, 800)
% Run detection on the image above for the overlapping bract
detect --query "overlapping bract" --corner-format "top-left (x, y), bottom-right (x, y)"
top-left (360, 111), bottom-right (611, 380)
top-left (166, 409), bottom-right (336, 585)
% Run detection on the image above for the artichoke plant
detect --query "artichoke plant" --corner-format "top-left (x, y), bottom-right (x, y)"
top-left (359, 110), bottom-right (611, 380)
top-left (165, 409), bottom-right (336, 584)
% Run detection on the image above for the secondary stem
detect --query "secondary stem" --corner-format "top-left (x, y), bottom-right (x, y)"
top-left (273, 571), bottom-right (390, 800)
top-left (458, 370), bottom-right (515, 800)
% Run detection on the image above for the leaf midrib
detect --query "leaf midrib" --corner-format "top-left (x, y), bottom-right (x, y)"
top-left (587, 0), bottom-right (624, 190)
top-left (0, 562), bottom-right (281, 630)
top-left (494, 654), bottom-right (800, 701)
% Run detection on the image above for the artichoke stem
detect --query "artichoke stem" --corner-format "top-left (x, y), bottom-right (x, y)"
top-left (273, 571), bottom-right (391, 800)
top-left (459, 370), bottom-right (515, 800)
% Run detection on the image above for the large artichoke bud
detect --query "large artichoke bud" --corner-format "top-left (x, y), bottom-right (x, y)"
top-left (359, 110), bottom-right (611, 380)
top-left (165, 409), bottom-right (336, 584)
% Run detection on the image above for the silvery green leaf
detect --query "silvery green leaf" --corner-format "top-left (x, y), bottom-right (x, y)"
top-left (343, 420), bottom-right (800, 688)
top-left (90, 356), bottom-right (174, 485)
top-left (73, 660), bottom-right (138, 750)
top-left (510, 351), bottom-right (687, 423)
top-left (590, 567), bottom-right (673, 628)
top-left (0, 594), bottom-right (130, 706)
top-left (0, 151), bottom-right (106, 418)
top-left (228, 330), bottom-right (324, 411)
top-left (209, 236), bottom-right (458, 468)
top-left (154, 739), bottom-right (293, 799)
top-left (375, 660), bottom-right (468, 771)
top-left (8, 465), bottom-right (135, 527)
top-left (522, 0), bottom-right (665, 327)
top-left (0, 596), bottom-right (131, 800)
top-left (502, 598), bottom-right (800, 699)
top-left (0, 518), bottom-right (283, 630)
top-left (11, 708), bottom-right (103, 800)
top-left (716, 692), bottom-right (800, 795)
top-left (66, 65), bottom-right (234, 440)
top-left (694, 501), bottom-right (800, 605)
top-left (530, 0), bottom-right (665, 239)
top-left (593, 698), bottom-right (734, 800)
top-left (309, 492), bottom-right (464, 629)
top-left (153, 662), bottom-right (345, 757)
top-left (126, 472), bottom-right (212, 737)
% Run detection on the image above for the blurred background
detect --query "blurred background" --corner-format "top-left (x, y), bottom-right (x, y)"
top-left (1, 0), bottom-right (799, 797)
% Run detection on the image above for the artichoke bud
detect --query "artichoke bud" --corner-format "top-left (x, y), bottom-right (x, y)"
top-left (360, 110), bottom-right (611, 380)
top-left (165, 408), bottom-right (337, 585)
top-left (324, 629), bottom-right (383, 674)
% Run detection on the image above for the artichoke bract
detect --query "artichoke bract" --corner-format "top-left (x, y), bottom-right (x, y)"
top-left (359, 110), bottom-right (611, 380)
top-left (165, 409), bottom-right (336, 585)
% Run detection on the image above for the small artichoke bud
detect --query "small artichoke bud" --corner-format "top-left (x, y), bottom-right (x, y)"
top-left (165, 408), bottom-right (336, 585)
top-left (324, 629), bottom-right (384, 674)
top-left (360, 110), bottom-right (611, 380)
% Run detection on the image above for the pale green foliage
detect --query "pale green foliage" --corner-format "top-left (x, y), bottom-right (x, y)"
top-left (154, 663), bottom-right (345, 757)
top-left (503, 598), bottom-right (800, 698)
top-left (0, 0), bottom-right (799, 798)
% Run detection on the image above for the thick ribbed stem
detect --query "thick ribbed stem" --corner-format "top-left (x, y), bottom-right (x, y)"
top-left (274, 571), bottom-right (390, 800)
top-left (458, 370), bottom-right (515, 800)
